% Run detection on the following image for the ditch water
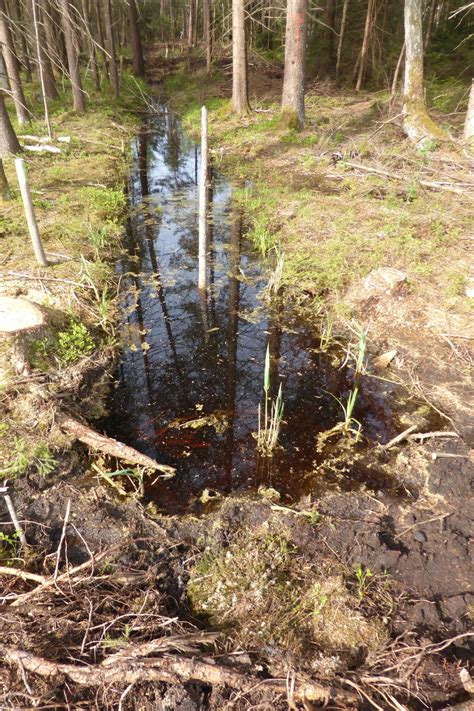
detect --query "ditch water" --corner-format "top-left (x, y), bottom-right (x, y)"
top-left (107, 103), bottom-right (429, 514)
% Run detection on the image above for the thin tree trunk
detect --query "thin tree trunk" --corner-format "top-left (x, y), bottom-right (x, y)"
top-left (128, 0), bottom-right (145, 76)
top-left (0, 90), bottom-right (21, 156)
top-left (423, 0), bottom-right (436, 49)
top-left (40, 0), bottom-right (62, 79)
top-left (15, 157), bottom-right (48, 266)
top-left (204, 0), bottom-right (212, 71)
top-left (31, 0), bottom-right (59, 100)
top-left (0, 156), bottom-right (10, 199)
top-left (31, 0), bottom-right (52, 136)
top-left (232, 0), bottom-right (249, 115)
top-left (464, 78), bottom-right (474, 141)
top-left (335, 0), bottom-right (349, 78)
top-left (0, 3), bottom-right (29, 124)
top-left (95, 0), bottom-right (109, 79)
top-left (281, 0), bottom-right (308, 129)
top-left (81, 0), bottom-right (100, 89)
top-left (103, 0), bottom-right (119, 97)
top-left (10, 0), bottom-right (32, 82)
top-left (356, 0), bottom-right (375, 91)
top-left (319, 0), bottom-right (336, 78)
top-left (58, 0), bottom-right (86, 111)
top-left (390, 41), bottom-right (405, 98)
top-left (403, 0), bottom-right (445, 144)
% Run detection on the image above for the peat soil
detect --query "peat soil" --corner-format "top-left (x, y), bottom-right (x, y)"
top-left (0, 58), bottom-right (473, 710)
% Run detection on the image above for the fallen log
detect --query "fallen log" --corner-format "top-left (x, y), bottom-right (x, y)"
top-left (59, 416), bottom-right (175, 476)
top-left (2, 646), bottom-right (358, 705)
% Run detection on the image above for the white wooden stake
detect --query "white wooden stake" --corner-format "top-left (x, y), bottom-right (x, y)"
top-left (198, 105), bottom-right (208, 290)
top-left (14, 158), bottom-right (48, 267)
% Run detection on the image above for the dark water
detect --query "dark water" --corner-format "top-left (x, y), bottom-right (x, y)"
top-left (107, 104), bottom-right (429, 513)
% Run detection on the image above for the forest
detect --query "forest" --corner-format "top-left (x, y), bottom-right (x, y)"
top-left (0, 1), bottom-right (473, 709)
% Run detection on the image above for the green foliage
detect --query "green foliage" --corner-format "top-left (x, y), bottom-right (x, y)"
top-left (72, 186), bottom-right (126, 222)
top-left (57, 320), bottom-right (95, 363)
top-left (0, 439), bottom-right (58, 479)
top-left (355, 564), bottom-right (374, 600)
top-left (0, 530), bottom-right (19, 562)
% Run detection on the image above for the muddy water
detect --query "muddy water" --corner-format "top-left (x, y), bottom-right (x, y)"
top-left (107, 104), bottom-right (424, 513)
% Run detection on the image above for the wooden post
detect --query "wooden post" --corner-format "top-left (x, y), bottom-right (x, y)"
top-left (198, 105), bottom-right (208, 291)
top-left (14, 158), bottom-right (48, 267)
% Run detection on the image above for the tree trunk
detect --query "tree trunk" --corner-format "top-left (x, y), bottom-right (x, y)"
top-left (403, 0), bottom-right (445, 144)
top-left (464, 79), bottom-right (474, 141)
top-left (0, 157), bottom-right (10, 199)
top-left (336, 0), bottom-right (350, 78)
top-left (31, 0), bottom-right (59, 100)
top-left (423, 0), bottom-right (436, 49)
top-left (204, 0), bottom-right (212, 71)
top-left (0, 3), bottom-right (29, 124)
top-left (58, 0), bottom-right (86, 111)
top-left (232, 0), bottom-right (249, 115)
top-left (128, 0), bottom-right (145, 76)
top-left (95, 0), bottom-right (109, 79)
top-left (81, 0), bottom-right (100, 90)
top-left (281, 0), bottom-right (308, 130)
top-left (103, 0), bottom-right (119, 97)
top-left (355, 0), bottom-right (375, 91)
top-left (319, 0), bottom-right (336, 78)
top-left (0, 90), bottom-right (21, 156)
top-left (10, 0), bottom-right (33, 82)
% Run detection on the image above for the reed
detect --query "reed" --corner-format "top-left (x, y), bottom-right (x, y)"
top-left (256, 344), bottom-right (284, 455)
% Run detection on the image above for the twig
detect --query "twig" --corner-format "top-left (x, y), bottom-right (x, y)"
top-left (431, 452), bottom-right (470, 461)
top-left (53, 499), bottom-right (71, 582)
top-left (0, 566), bottom-right (46, 584)
top-left (407, 431), bottom-right (459, 442)
top-left (5, 271), bottom-right (95, 290)
top-left (382, 425), bottom-right (417, 450)
top-left (3, 494), bottom-right (28, 549)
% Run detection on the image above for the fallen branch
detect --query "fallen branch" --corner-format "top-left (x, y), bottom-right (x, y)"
top-left (382, 425), bottom-right (417, 450)
top-left (407, 431), bottom-right (459, 442)
top-left (59, 416), bottom-right (175, 476)
top-left (2, 646), bottom-right (358, 705)
top-left (4, 494), bottom-right (29, 549)
top-left (0, 566), bottom-right (46, 584)
top-left (342, 161), bottom-right (474, 197)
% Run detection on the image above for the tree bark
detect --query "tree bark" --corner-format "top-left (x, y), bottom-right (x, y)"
top-left (0, 2), bottom-right (29, 124)
top-left (81, 0), bottom-right (100, 90)
top-left (319, 0), bottom-right (336, 78)
top-left (232, 0), bottom-right (249, 115)
top-left (464, 78), bottom-right (474, 141)
top-left (103, 0), bottom-right (119, 97)
top-left (281, 0), bottom-right (308, 130)
top-left (9, 0), bottom-right (33, 82)
top-left (355, 0), bottom-right (375, 91)
top-left (403, 0), bottom-right (445, 144)
top-left (0, 90), bottom-right (21, 156)
top-left (0, 156), bottom-right (10, 199)
top-left (128, 0), bottom-right (144, 76)
top-left (31, 0), bottom-right (59, 100)
top-left (204, 0), bottom-right (212, 71)
top-left (336, 0), bottom-right (350, 78)
top-left (58, 0), bottom-right (86, 111)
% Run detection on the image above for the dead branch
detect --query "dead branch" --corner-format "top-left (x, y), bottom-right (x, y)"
top-left (3, 494), bottom-right (29, 549)
top-left (0, 566), bottom-right (46, 584)
top-left (407, 431), bottom-right (460, 442)
top-left (382, 425), bottom-right (417, 450)
top-left (342, 161), bottom-right (474, 197)
top-left (59, 416), bottom-right (175, 476)
top-left (2, 646), bottom-right (358, 705)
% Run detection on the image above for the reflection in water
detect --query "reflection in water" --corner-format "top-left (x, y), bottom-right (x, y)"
top-left (108, 103), bottom-right (417, 513)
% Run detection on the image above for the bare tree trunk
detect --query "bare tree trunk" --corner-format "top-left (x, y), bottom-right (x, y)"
top-left (423, 0), bottom-right (436, 49)
top-left (83, 0), bottom-right (100, 89)
top-left (319, 0), bottom-right (336, 78)
top-left (9, 0), bottom-right (33, 82)
top-left (464, 78), bottom-right (474, 141)
top-left (0, 157), bottom-right (10, 199)
top-left (40, 0), bottom-right (64, 79)
top-left (0, 90), bottom-right (21, 156)
top-left (390, 41), bottom-right (405, 99)
top-left (356, 0), bottom-right (375, 91)
top-left (232, 0), bottom-right (249, 115)
top-left (128, 0), bottom-right (144, 76)
top-left (103, 0), bottom-right (119, 97)
top-left (281, 0), bottom-right (308, 129)
top-left (204, 0), bottom-right (212, 71)
top-left (95, 0), bottom-right (109, 79)
top-left (31, 0), bottom-right (52, 136)
top-left (0, 3), bottom-right (29, 124)
top-left (30, 0), bottom-right (59, 100)
top-left (403, 0), bottom-right (445, 144)
top-left (58, 0), bottom-right (86, 111)
top-left (336, 0), bottom-right (349, 78)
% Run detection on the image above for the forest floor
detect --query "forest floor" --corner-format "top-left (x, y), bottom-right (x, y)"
top-left (0, 55), bottom-right (473, 710)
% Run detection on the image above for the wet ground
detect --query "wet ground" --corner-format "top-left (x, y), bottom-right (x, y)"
top-left (107, 103), bottom-right (447, 513)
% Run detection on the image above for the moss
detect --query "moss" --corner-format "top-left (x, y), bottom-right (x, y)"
top-left (188, 526), bottom-right (388, 659)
